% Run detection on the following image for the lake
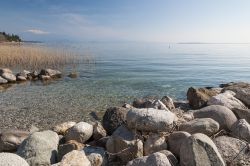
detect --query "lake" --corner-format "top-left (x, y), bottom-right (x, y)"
top-left (1, 42), bottom-right (250, 129)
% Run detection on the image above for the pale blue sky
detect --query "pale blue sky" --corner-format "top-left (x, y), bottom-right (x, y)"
top-left (1, 0), bottom-right (250, 42)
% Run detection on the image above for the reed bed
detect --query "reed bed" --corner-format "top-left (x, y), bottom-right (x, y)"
top-left (0, 43), bottom-right (87, 71)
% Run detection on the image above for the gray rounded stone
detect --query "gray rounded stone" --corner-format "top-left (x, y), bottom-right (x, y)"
top-left (0, 152), bottom-right (29, 166)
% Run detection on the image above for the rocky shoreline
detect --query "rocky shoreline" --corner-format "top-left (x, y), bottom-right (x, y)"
top-left (1, 82), bottom-right (250, 165)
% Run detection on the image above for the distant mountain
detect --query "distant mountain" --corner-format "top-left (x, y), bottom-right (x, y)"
top-left (0, 32), bottom-right (21, 42)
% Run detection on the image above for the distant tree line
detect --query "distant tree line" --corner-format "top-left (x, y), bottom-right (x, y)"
top-left (0, 32), bottom-right (21, 42)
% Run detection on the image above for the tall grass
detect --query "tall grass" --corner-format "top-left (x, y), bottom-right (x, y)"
top-left (0, 43), bottom-right (87, 71)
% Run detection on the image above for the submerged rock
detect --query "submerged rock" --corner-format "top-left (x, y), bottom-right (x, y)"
top-left (17, 130), bottom-right (59, 166)
top-left (187, 87), bottom-right (218, 109)
top-left (40, 69), bottom-right (62, 78)
top-left (0, 129), bottom-right (29, 152)
top-left (0, 152), bottom-right (29, 166)
top-left (126, 108), bottom-right (177, 132)
top-left (102, 107), bottom-right (129, 135)
top-left (179, 118), bottom-right (220, 136)
top-left (180, 133), bottom-right (225, 166)
top-left (192, 105), bottom-right (237, 131)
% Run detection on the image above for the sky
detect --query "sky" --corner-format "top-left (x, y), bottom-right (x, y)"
top-left (0, 0), bottom-right (250, 42)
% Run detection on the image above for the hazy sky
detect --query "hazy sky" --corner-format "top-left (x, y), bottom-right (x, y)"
top-left (1, 0), bottom-right (250, 42)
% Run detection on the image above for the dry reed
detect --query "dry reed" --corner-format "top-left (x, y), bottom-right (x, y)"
top-left (0, 43), bottom-right (83, 70)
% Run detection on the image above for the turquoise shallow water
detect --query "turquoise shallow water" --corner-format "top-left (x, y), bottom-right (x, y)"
top-left (1, 42), bottom-right (250, 129)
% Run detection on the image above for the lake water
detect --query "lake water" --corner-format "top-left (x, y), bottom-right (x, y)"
top-left (1, 42), bottom-right (250, 129)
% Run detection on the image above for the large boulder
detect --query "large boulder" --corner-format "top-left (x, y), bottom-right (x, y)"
top-left (52, 121), bottom-right (76, 135)
top-left (158, 150), bottom-right (179, 166)
top-left (106, 126), bottom-right (143, 163)
top-left (143, 133), bottom-right (167, 156)
top-left (59, 150), bottom-right (91, 166)
top-left (102, 107), bottom-right (129, 135)
top-left (0, 130), bottom-right (29, 152)
top-left (192, 105), bottom-right (237, 131)
top-left (180, 133), bottom-right (225, 166)
top-left (187, 87), bottom-right (218, 109)
top-left (17, 130), bottom-right (59, 166)
top-left (40, 69), bottom-right (62, 78)
top-left (0, 152), bottom-right (29, 166)
top-left (222, 82), bottom-right (250, 107)
top-left (126, 108), bottom-right (177, 132)
top-left (167, 131), bottom-right (191, 157)
top-left (231, 119), bottom-right (250, 143)
top-left (0, 76), bottom-right (7, 84)
top-left (233, 108), bottom-right (250, 124)
top-left (83, 146), bottom-right (107, 166)
top-left (179, 118), bottom-right (220, 136)
top-left (1, 72), bottom-right (16, 82)
top-left (161, 96), bottom-right (175, 110)
top-left (214, 136), bottom-right (250, 166)
top-left (126, 152), bottom-right (171, 166)
top-left (58, 140), bottom-right (85, 161)
top-left (65, 122), bottom-right (93, 143)
top-left (0, 68), bottom-right (12, 75)
top-left (207, 91), bottom-right (247, 110)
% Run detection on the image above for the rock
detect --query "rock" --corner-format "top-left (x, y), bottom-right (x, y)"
top-left (88, 136), bottom-right (109, 148)
top-left (58, 140), bottom-right (85, 161)
top-left (40, 69), bottom-right (62, 78)
top-left (65, 122), bottom-right (93, 143)
top-left (16, 75), bottom-right (27, 81)
top-left (16, 70), bottom-right (31, 78)
top-left (207, 91), bottom-right (247, 110)
top-left (83, 146), bottom-right (107, 166)
top-left (143, 133), bottom-right (167, 156)
top-left (161, 96), bottom-right (175, 110)
top-left (192, 105), bottom-right (238, 131)
top-left (1, 72), bottom-right (16, 82)
top-left (0, 68), bottom-right (12, 75)
top-left (222, 82), bottom-right (250, 107)
top-left (17, 130), bottom-right (59, 166)
top-left (122, 103), bottom-right (134, 109)
top-left (179, 118), bottom-right (220, 136)
top-left (174, 100), bottom-right (191, 111)
top-left (52, 121), bottom-right (76, 135)
top-left (158, 150), bottom-right (178, 166)
top-left (0, 130), bottom-right (29, 152)
top-left (126, 108), bottom-right (177, 132)
top-left (102, 107), bottom-right (129, 135)
top-left (231, 119), bottom-right (250, 143)
top-left (126, 152), bottom-right (171, 166)
top-left (0, 153), bottom-right (29, 166)
top-left (233, 108), bottom-right (250, 124)
top-left (93, 122), bottom-right (107, 140)
top-left (132, 98), bottom-right (155, 108)
top-left (28, 71), bottom-right (39, 79)
top-left (187, 87), bottom-right (218, 109)
top-left (39, 75), bottom-right (51, 81)
top-left (180, 133), bottom-right (225, 166)
top-left (60, 150), bottom-right (91, 166)
top-left (106, 126), bottom-right (143, 163)
top-left (167, 131), bottom-right (191, 157)
top-left (214, 136), bottom-right (250, 166)
top-left (0, 76), bottom-right (7, 84)
top-left (68, 72), bottom-right (78, 78)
